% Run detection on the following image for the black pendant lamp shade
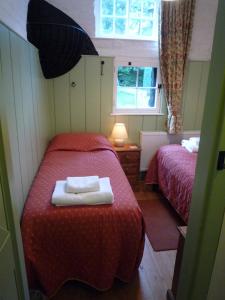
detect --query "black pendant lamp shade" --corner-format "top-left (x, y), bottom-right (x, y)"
top-left (27, 0), bottom-right (98, 79)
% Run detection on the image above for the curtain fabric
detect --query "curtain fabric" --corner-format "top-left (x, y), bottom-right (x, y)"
top-left (159, 0), bottom-right (196, 134)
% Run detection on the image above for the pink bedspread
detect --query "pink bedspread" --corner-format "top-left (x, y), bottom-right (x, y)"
top-left (145, 144), bottom-right (197, 223)
top-left (21, 133), bottom-right (145, 297)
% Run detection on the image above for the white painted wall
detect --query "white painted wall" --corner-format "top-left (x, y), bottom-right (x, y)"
top-left (0, 0), bottom-right (29, 40)
top-left (189, 0), bottom-right (219, 60)
top-left (47, 0), bottom-right (218, 60)
top-left (0, 0), bottom-right (218, 60)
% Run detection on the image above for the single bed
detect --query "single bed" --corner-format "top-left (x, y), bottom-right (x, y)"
top-left (21, 133), bottom-right (145, 297)
top-left (145, 144), bottom-right (197, 223)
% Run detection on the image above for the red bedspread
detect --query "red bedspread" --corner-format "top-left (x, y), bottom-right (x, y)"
top-left (145, 144), bottom-right (197, 223)
top-left (21, 133), bottom-right (144, 297)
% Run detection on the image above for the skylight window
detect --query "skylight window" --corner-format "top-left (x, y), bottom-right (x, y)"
top-left (95, 0), bottom-right (159, 40)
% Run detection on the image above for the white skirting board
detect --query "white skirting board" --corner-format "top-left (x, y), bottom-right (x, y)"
top-left (140, 131), bottom-right (200, 171)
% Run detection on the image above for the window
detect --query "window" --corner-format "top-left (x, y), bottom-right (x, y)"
top-left (113, 59), bottom-right (161, 115)
top-left (95, 0), bottom-right (159, 40)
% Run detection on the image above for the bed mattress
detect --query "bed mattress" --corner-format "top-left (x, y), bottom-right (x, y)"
top-left (21, 133), bottom-right (145, 297)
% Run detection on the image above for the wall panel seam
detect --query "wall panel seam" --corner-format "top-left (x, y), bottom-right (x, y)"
top-left (8, 31), bottom-right (24, 200)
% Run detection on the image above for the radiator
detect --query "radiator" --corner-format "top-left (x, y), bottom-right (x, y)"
top-left (140, 130), bottom-right (200, 171)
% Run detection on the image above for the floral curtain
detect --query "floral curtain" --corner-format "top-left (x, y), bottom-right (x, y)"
top-left (159, 0), bottom-right (196, 134)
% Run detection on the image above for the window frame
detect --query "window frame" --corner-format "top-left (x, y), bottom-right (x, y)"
top-left (95, 0), bottom-right (159, 41)
top-left (112, 58), bottom-right (162, 115)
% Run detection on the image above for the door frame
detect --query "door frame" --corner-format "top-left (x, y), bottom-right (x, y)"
top-left (177, 0), bottom-right (225, 299)
top-left (0, 121), bottom-right (29, 299)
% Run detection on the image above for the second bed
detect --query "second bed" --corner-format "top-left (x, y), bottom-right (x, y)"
top-left (145, 144), bottom-right (197, 223)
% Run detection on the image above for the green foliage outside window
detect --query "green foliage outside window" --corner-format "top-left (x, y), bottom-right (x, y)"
top-left (117, 66), bottom-right (157, 109)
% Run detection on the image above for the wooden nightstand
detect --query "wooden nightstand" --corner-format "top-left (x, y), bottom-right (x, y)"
top-left (113, 144), bottom-right (141, 190)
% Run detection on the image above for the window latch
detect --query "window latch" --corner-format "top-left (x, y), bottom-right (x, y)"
top-left (158, 83), bottom-right (162, 93)
top-left (217, 151), bottom-right (225, 170)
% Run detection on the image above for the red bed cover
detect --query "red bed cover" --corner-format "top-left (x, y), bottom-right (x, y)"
top-left (145, 144), bottom-right (197, 223)
top-left (21, 133), bottom-right (145, 297)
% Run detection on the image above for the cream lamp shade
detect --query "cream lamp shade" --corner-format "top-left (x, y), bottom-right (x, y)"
top-left (111, 123), bottom-right (128, 147)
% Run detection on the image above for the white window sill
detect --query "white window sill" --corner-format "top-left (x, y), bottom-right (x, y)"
top-left (111, 112), bottom-right (165, 116)
top-left (94, 36), bottom-right (158, 42)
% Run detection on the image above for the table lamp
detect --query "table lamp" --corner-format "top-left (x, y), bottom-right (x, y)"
top-left (111, 123), bottom-right (128, 147)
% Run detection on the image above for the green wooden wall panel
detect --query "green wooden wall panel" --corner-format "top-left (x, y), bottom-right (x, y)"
top-left (128, 116), bottom-right (143, 144)
top-left (0, 23), bottom-right (55, 300)
top-left (29, 45), bottom-right (52, 161)
top-left (194, 62), bottom-right (210, 130)
top-left (0, 24), bottom-right (35, 300)
top-left (51, 57), bottom-right (209, 145)
top-left (85, 56), bottom-right (101, 132)
top-left (9, 33), bottom-right (30, 200)
top-left (156, 94), bottom-right (167, 130)
top-left (0, 24), bottom-right (24, 213)
top-left (53, 73), bottom-right (71, 133)
top-left (36, 63), bottom-right (52, 157)
top-left (0, 121), bottom-right (30, 299)
top-left (29, 46), bottom-right (43, 162)
top-left (0, 22), bottom-right (52, 214)
top-left (47, 79), bottom-right (56, 136)
top-left (100, 57), bottom-right (115, 136)
top-left (156, 115), bottom-right (166, 131)
top-left (70, 57), bottom-right (86, 132)
top-left (27, 47), bottom-right (39, 171)
top-left (183, 62), bottom-right (205, 130)
top-left (18, 38), bottom-right (36, 184)
top-left (142, 115), bottom-right (157, 131)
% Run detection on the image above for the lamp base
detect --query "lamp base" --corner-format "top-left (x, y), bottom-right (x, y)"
top-left (114, 139), bottom-right (124, 147)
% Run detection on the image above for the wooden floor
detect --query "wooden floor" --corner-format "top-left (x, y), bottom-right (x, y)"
top-left (50, 183), bottom-right (176, 300)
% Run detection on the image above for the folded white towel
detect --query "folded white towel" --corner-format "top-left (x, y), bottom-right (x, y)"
top-left (189, 137), bottom-right (200, 147)
top-left (66, 176), bottom-right (100, 193)
top-left (181, 139), bottom-right (199, 153)
top-left (52, 177), bottom-right (114, 206)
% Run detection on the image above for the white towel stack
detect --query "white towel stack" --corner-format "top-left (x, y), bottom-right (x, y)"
top-left (66, 176), bottom-right (100, 193)
top-left (181, 137), bottom-right (200, 153)
top-left (52, 176), bottom-right (114, 206)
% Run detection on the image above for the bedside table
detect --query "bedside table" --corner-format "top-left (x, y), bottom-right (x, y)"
top-left (113, 144), bottom-right (141, 190)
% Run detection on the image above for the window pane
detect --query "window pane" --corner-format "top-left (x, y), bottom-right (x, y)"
top-left (117, 87), bottom-right (137, 108)
top-left (102, 0), bottom-right (114, 15)
top-left (116, 0), bottom-right (127, 16)
top-left (143, 0), bottom-right (155, 17)
top-left (138, 67), bottom-right (157, 87)
top-left (137, 88), bottom-right (156, 108)
top-left (115, 18), bottom-right (126, 34)
top-left (118, 66), bottom-right (137, 87)
top-left (141, 20), bottom-right (153, 36)
top-left (128, 19), bottom-right (141, 35)
top-left (101, 17), bottom-right (113, 34)
top-left (130, 0), bottom-right (142, 18)
top-left (148, 88), bottom-right (156, 107)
